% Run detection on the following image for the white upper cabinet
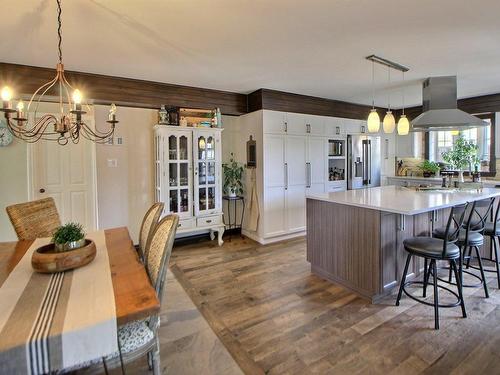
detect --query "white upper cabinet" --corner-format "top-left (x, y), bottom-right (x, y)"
top-left (305, 115), bottom-right (325, 136)
top-left (285, 112), bottom-right (307, 135)
top-left (263, 110), bottom-right (287, 134)
top-left (325, 117), bottom-right (344, 136)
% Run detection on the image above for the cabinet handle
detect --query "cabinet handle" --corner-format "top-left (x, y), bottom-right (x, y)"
top-left (284, 163), bottom-right (288, 190)
top-left (206, 220), bottom-right (212, 223)
top-left (335, 126), bottom-right (340, 135)
top-left (284, 121), bottom-right (288, 133)
top-left (306, 124), bottom-right (311, 133)
top-left (399, 214), bottom-right (406, 231)
top-left (306, 162), bottom-right (311, 188)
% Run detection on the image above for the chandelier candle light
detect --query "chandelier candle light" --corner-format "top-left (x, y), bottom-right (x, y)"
top-left (365, 55), bottom-right (410, 135)
top-left (0, 0), bottom-right (118, 145)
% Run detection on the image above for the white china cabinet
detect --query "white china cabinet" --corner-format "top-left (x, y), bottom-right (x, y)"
top-left (154, 125), bottom-right (224, 245)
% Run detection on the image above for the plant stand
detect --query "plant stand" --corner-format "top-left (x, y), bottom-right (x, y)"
top-left (223, 195), bottom-right (245, 240)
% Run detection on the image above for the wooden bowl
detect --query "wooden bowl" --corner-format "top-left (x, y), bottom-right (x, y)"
top-left (31, 239), bottom-right (96, 273)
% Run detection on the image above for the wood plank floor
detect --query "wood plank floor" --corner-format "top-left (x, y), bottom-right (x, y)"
top-left (83, 272), bottom-right (242, 375)
top-left (168, 235), bottom-right (500, 375)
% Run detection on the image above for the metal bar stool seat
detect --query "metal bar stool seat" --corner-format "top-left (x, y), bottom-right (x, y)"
top-left (396, 204), bottom-right (468, 330)
top-left (403, 238), bottom-right (460, 259)
top-left (484, 222), bottom-right (500, 236)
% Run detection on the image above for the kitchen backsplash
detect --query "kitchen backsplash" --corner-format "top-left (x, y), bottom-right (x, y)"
top-left (396, 157), bottom-right (424, 176)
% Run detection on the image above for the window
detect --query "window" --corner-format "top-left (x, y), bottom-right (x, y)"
top-left (437, 131), bottom-right (453, 148)
top-left (427, 113), bottom-right (496, 176)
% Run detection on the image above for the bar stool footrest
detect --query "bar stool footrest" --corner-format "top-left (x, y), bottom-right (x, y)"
top-left (467, 257), bottom-right (499, 273)
top-left (402, 281), bottom-right (462, 308)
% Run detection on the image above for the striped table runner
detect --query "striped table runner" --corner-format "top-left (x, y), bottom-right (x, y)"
top-left (0, 231), bottom-right (118, 374)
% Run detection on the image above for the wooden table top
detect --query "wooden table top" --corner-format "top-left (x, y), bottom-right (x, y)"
top-left (0, 227), bottom-right (160, 326)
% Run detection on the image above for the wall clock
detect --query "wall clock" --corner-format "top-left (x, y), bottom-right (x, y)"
top-left (0, 119), bottom-right (13, 147)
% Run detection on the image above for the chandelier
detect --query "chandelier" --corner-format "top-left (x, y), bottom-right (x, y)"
top-left (0, 0), bottom-right (118, 145)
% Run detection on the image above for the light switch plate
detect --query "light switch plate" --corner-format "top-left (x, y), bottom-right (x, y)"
top-left (107, 158), bottom-right (118, 167)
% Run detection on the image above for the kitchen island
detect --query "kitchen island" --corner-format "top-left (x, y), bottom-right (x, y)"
top-left (306, 185), bottom-right (500, 302)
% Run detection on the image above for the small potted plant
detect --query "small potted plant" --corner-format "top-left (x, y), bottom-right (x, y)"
top-left (222, 153), bottom-right (244, 198)
top-left (52, 222), bottom-right (86, 252)
top-left (419, 160), bottom-right (440, 177)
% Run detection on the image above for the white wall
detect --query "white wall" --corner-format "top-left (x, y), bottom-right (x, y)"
top-left (95, 105), bottom-right (157, 244)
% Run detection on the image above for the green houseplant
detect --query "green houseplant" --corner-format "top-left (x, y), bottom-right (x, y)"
top-left (222, 153), bottom-right (244, 197)
top-left (441, 136), bottom-right (479, 182)
top-left (419, 160), bottom-right (440, 177)
top-left (52, 222), bottom-right (86, 252)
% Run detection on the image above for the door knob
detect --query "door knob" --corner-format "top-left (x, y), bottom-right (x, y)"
top-left (39, 188), bottom-right (45, 193)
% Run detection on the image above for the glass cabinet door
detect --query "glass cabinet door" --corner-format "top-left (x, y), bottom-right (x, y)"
top-left (194, 131), bottom-right (220, 215)
top-left (166, 132), bottom-right (192, 217)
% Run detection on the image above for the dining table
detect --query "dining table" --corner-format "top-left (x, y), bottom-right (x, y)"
top-left (0, 227), bottom-right (160, 373)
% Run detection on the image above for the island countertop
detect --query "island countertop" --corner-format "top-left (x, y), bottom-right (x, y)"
top-left (307, 185), bottom-right (500, 215)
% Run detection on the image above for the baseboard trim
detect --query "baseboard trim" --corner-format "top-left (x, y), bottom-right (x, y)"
top-left (242, 229), bottom-right (306, 245)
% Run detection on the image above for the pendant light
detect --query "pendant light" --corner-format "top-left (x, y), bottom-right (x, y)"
top-left (383, 67), bottom-right (395, 133)
top-left (397, 71), bottom-right (410, 135)
top-left (367, 60), bottom-right (380, 133)
top-left (450, 130), bottom-right (459, 136)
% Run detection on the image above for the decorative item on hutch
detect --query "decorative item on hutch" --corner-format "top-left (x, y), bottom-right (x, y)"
top-left (0, 0), bottom-right (118, 145)
top-left (154, 111), bottom-right (224, 245)
top-left (158, 105), bottom-right (169, 125)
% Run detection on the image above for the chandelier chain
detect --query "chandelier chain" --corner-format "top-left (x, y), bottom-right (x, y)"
top-left (57, 0), bottom-right (63, 63)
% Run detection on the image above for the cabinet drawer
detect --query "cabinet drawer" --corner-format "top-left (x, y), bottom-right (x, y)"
top-left (177, 219), bottom-right (194, 230)
top-left (197, 215), bottom-right (221, 227)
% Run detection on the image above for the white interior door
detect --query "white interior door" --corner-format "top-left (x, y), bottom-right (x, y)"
top-left (286, 135), bottom-right (307, 232)
top-left (30, 115), bottom-right (97, 232)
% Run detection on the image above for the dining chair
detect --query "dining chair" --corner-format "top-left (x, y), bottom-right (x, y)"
top-left (6, 197), bottom-right (61, 240)
top-left (138, 202), bottom-right (164, 263)
top-left (72, 214), bottom-right (179, 375)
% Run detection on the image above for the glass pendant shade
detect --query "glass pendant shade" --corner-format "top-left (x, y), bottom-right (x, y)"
top-left (367, 109), bottom-right (380, 133)
top-left (383, 111), bottom-right (396, 133)
top-left (397, 114), bottom-right (410, 135)
top-left (450, 130), bottom-right (459, 136)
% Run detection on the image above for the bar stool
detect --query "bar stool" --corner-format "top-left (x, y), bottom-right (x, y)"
top-left (396, 204), bottom-right (467, 330)
top-left (433, 198), bottom-right (494, 298)
top-left (474, 198), bottom-right (500, 288)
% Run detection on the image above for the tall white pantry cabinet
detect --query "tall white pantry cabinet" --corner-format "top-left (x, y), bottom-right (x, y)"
top-left (235, 109), bottom-right (395, 245)
top-left (154, 125), bottom-right (225, 245)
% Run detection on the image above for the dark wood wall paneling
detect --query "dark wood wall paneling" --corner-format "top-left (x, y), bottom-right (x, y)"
top-left (0, 63), bottom-right (248, 116)
top-left (396, 93), bottom-right (500, 120)
top-left (3, 63), bottom-right (500, 119)
top-left (248, 88), bottom-right (383, 120)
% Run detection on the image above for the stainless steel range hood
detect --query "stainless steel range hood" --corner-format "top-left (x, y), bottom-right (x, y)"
top-left (411, 76), bottom-right (487, 132)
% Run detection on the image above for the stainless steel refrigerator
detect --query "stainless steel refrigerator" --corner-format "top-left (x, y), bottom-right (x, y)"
top-left (347, 135), bottom-right (381, 190)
